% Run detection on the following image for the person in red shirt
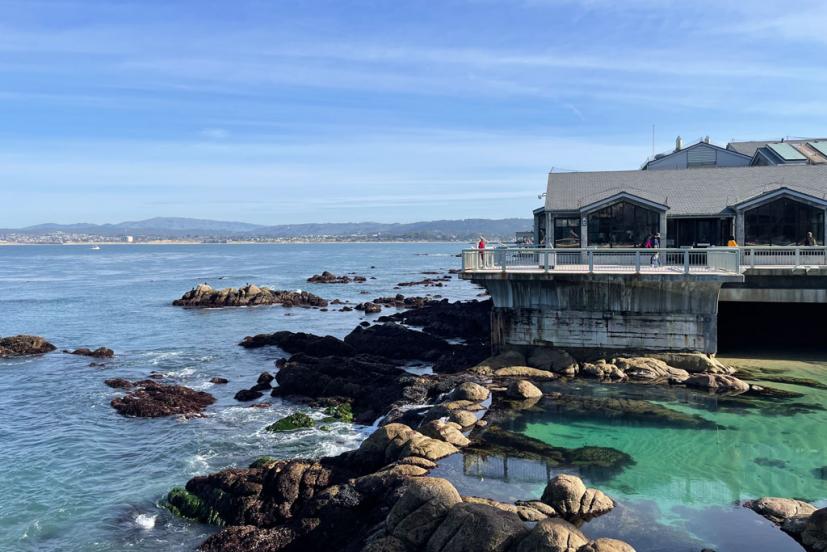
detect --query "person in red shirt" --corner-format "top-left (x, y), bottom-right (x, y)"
top-left (478, 236), bottom-right (487, 266)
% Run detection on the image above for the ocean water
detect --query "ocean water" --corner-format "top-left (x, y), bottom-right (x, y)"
top-left (0, 243), bottom-right (481, 551)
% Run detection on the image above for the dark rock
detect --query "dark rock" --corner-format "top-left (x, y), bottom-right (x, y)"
top-left (104, 378), bottom-right (133, 389)
top-left (397, 275), bottom-right (451, 287)
top-left (356, 302), bottom-right (382, 314)
top-left (257, 372), bottom-right (275, 385)
top-left (0, 335), bottom-right (56, 357)
top-left (373, 294), bottom-right (435, 309)
top-left (272, 353), bottom-right (409, 422)
top-left (172, 283), bottom-right (327, 308)
top-left (210, 377), bottom-right (229, 384)
top-left (66, 347), bottom-right (114, 358)
top-left (307, 271), bottom-right (365, 284)
top-left (199, 525), bottom-right (297, 552)
top-left (344, 323), bottom-right (451, 361)
top-left (379, 299), bottom-right (491, 341)
top-left (235, 389), bottom-right (264, 402)
top-left (110, 380), bottom-right (215, 417)
top-left (240, 331), bottom-right (355, 357)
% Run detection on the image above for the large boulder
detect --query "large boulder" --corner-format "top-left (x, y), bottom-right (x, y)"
top-left (400, 434), bottom-right (459, 461)
top-left (745, 496), bottom-right (817, 525)
top-left (506, 380), bottom-right (543, 400)
top-left (0, 335), bottom-right (56, 357)
top-left (540, 475), bottom-right (614, 521)
top-left (425, 503), bottom-right (529, 552)
top-left (475, 351), bottom-right (527, 372)
top-left (614, 357), bottom-right (689, 383)
top-left (386, 477), bottom-right (463, 549)
top-left (512, 518), bottom-right (588, 552)
top-left (580, 361), bottom-right (625, 380)
top-left (494, 366), bottom-right (559, 379)
top-left (528, 348), bottom-right (579, 376)
top-left (239, 331), bottom-right (355, 356)
top-left (110, 380), bottom-right (215, 417)
top-left (449, 382), bottom-right (490, 402)
top-left (578, 539), bottom-right (637, 552)
top-left (685, 373), bottom-right (749, 394)
top-left (420, 420), bottom-right (470, 448)
top-left (356, 423), bottom-right (420, 466)
top-left (344, 323), bottom-right (451, 361)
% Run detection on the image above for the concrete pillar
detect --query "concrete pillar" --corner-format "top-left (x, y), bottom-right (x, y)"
top-left (580, 214), bottom-right (589, 247)
top-left (546, 212), bottom-right (553, 247)
top-left (659, 212), bottom-right (668, 244)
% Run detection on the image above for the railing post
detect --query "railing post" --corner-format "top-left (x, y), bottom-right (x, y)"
top-left (751, 248), bottom-right (756, 268)
top-left (635, 250), bottom-right (640, 274)
top-left (544, 251), bottom-right (549, 273)
top-left (683, 250), bottom-right (689, 274)
top-left (588, 250), bottom-right (594, 273)
top-left (795, 246), bottom-right (801, 266)
top-left (501, 251), bottom-right (506, 274)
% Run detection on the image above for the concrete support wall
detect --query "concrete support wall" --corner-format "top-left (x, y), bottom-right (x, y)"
top-left (476, 273), bottom-right (737, 354)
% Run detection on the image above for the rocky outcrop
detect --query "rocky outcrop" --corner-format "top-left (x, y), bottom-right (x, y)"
top-left (239, 331), bottom-right (355, 356)
top-left (540, 474), bottom-right (614, 522)
top-left (494, 366), bottom-right (559, 379)
top-left (355, 302), bottom-right (382, 314)
top-left (66, 347), bottom-right (114, 358)
top-left (648, 352), bottom-right (732, 374)
top-left (379, 299), bottom-right (491, 341)
top-left (172, 283), bottom-right (327, 308)
top-left (110, 380), bottom-right (215, 417)
top-left (373, 295), bottom-right (435, 309)
top-left (685, 373), bottom-right (750, 394)
top-left (614, 357), bottom-right (689, 383)
top-left (425, 502), bottom-right (528, 552)
top-left (746, 497), bottom-right (827, 551)
top-left (307, 271), bottom-right (366, 284)
top-left (0, 335), bottom-right (56, 357)
top-left (580, 361), bottom-right (625, 380)
top-left (344, 323), bottom-right (451, 361)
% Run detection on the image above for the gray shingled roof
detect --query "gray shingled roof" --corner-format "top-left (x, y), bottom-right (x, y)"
top-left (545, 165), bottom-right (827, 216)
top-left (727, 139), bottom-right (827, 157)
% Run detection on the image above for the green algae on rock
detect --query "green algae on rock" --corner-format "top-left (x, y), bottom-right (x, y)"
top-left (322, 402), bottom-right (354, 423)
top-left (165, 486), bottom-right (224, 526)
top-left (265, 412), bottom-right (315, 432)
top-left (249, 456), bottom-right (279, 469)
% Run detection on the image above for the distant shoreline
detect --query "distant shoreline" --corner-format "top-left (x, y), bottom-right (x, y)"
top-left (0, 240), bottom-right (482, 246)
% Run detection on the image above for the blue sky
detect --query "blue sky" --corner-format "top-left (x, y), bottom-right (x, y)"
top-left (2, 0), bottom-right (827, 227)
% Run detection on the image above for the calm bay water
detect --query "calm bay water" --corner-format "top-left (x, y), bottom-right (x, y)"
top-left (0, 243), bottom-right (480, 551)
top-left (1, 243), bottom-right (822, 552)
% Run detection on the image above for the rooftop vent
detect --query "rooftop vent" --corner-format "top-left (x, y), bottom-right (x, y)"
top-left (675, 135), bottom-right (684, 152)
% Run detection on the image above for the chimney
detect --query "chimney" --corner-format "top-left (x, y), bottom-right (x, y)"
top-left (675, 135), bottom-right (683, 152)
top-left (703, 136), bottom-right (710, 144)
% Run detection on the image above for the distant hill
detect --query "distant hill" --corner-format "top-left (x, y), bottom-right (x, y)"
top-left (2, 217), bottom-right (533, 241)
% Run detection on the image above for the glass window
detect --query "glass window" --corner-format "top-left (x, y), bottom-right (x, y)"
top-left (587, 201), bottom-right (660, 247)
top-left (744, 198), bottom-right (824, 246)
top-left (670, 218), bottom-right (730, 247)
top-left (553, 217), bottom-right (580, 248)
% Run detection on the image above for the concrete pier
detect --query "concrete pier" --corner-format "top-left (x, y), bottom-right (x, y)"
top-left (465, 271), bottom-right (742, 355)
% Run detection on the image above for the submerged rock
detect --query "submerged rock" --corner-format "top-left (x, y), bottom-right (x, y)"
top-left (685, 373), bottom-right (750, 394)
top-left (172, 283), bottom-right (327, 308)
top-left (66, 347), bottom-right (114, 358)
top-left (110, 380), bottom-right (215, 417)
top-left (0, 335), bottom-right (56, 357)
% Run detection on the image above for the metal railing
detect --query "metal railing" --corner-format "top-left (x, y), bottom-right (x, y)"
top-left (740, 246), bottom-right (827, 267)
top-left (461, 247), bottom-right (742, 275)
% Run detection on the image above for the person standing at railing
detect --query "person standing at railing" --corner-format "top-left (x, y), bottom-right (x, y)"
top-left (653, 233), bottom-right (661, 248)
top-left (478, 236), bottom-right (487, 268)
top-left (805, 232), bottom-right (817, 246)
top-left (727, 235), bottom-right (738, 247)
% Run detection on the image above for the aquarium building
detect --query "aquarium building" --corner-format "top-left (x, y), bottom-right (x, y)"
top-left (534, 164), bottom-right (827, 249)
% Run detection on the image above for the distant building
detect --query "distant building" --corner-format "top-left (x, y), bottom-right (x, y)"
top-left (642, 136), bottom-right (751, 170)
top-left (125, 235), bottom-right (134, 243)
top-left (515, 231), bottom-right (534, 244)
top-left (727, 139), bottom-right (827, 166)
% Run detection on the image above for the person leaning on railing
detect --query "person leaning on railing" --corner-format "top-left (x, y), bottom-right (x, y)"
top-left (727, 236), bottom-right (738, 247)
top-left (805, 232), bottom-right (817, 246)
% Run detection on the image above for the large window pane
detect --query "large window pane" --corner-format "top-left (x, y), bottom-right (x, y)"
top-left (554, 217), bottom-right (580, 248)
top-left (744, 198), bottom-right (824, 245)
top-left (587, 202), bottom-right (659, 247)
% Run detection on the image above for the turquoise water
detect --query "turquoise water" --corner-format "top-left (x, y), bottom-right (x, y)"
top-left (514, 363), bottom-right (827, 551)
top-left (0, 243), bottom-right (481, 551)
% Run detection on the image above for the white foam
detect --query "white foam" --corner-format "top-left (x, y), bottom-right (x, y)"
top-left (134, 513), bottom-right (156, 530)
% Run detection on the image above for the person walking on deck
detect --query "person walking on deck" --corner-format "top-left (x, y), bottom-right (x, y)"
top-left (805, 232), bottom-right (817, 246)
